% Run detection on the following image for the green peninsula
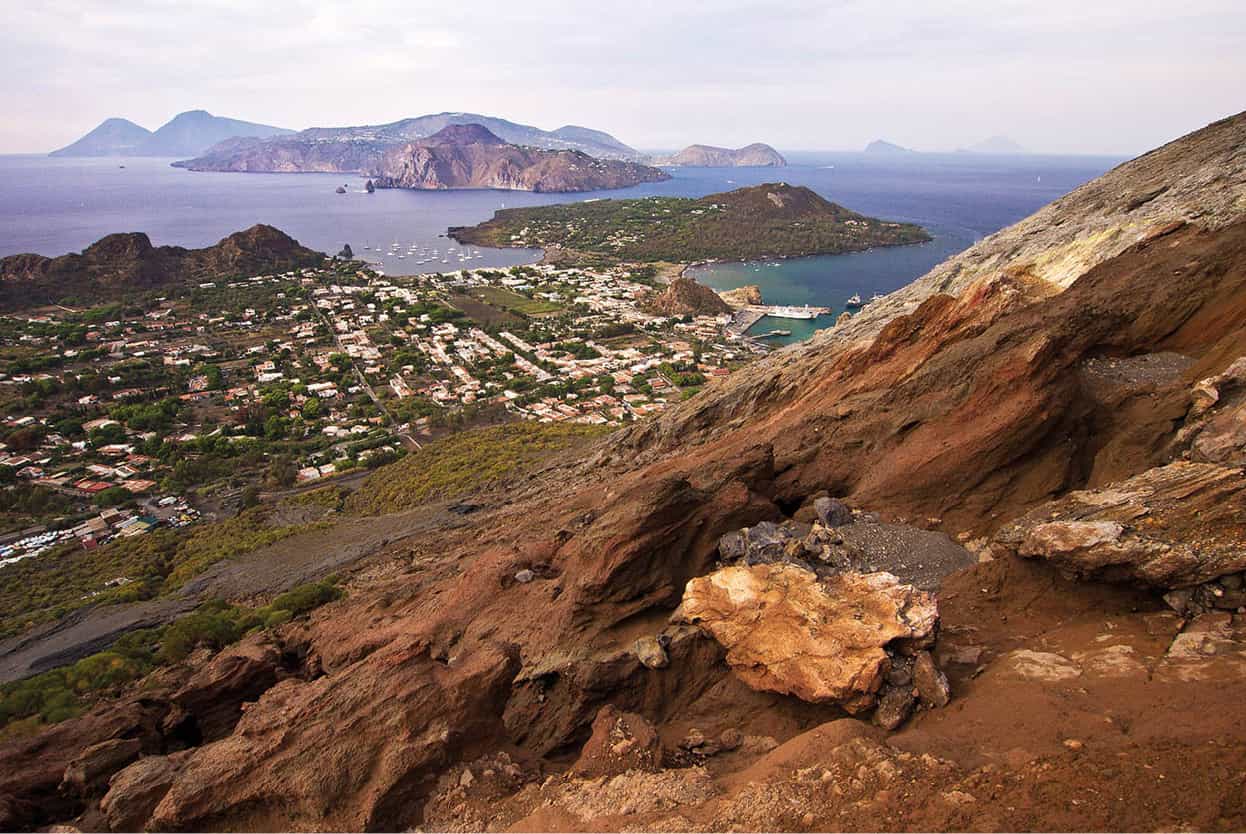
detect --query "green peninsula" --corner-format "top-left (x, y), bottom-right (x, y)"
top-left (450, 182), bottom-right (931, 265)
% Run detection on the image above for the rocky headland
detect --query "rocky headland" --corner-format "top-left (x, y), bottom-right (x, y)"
top-left (176, 124), bottom-right (668, 193)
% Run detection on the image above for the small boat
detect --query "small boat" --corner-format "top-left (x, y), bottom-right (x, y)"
top-left (870, 292), bottom-right (884, 302)
top-left (846, 293), bottom-right (863, 307)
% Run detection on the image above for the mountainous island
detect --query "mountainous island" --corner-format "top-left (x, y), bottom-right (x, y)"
top-left (865, 139), bottom-right (915, 154)
top-left (50, 110), bottom-right (293, 158)
top-left (658, 142), bottom-right (786, 167)
top-left (2, 109), bottom-right (1246, 834)
top-left (958, 134), bottom-right (1026, 154)
top-left (175, 123), bottom-right (667, 192)
top-left (452, 182), bottom-right (929, 264)
top-left (0, 225), bottom-right (322, 308)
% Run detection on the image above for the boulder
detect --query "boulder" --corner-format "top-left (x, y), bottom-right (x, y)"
top-left (60, 738), bottom-right (142, 798)
top-left (815, 496), bottom-right (854, 527)
top-left (872, 685), bottom-right (916, 730)
top-left (995, 461), bottom-right (1246, 588)
top-left (99, 752), bottom-right (192, 833)
top-left (633, 636), bottom-right (669, 670)
top-left (912, 651), bottom-right (951, 707)
top-left (677, 564), bottom-right (939, 711)
top-left (571, 705), bottom-right (663, 778)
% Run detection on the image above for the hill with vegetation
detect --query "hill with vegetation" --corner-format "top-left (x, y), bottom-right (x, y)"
top-left (451, 183), bottom-right (930, 264)
top-left (0, 225), bottom-right (323, 309)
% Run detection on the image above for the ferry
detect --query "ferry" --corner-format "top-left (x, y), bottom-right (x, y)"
top-left (767, 304), bottom-right (818, 320)
top-left (846, 293), bottom-right (863, 307)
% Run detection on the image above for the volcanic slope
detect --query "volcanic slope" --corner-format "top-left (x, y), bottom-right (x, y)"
top-left (3, 111), bottom-right (1246, 833)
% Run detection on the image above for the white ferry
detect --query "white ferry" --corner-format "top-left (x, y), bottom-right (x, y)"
top-left (767, 304), bottom-right (818, 320)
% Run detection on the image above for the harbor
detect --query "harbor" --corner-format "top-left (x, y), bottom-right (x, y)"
top-left (725, 304), bottom-right (834, 337)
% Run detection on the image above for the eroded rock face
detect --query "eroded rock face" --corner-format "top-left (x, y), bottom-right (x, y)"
top-left (677, 564), bottom-right (938, 712)
top-left (995, 461), bottom-right (1246, 588)
top-left (142, 640), bottom-right (519, 832)
top-left (99, 751), bottom-right (192, 833)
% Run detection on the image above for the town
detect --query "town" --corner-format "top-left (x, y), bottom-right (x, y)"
top-left (0, 257), bottom-right (767, 561)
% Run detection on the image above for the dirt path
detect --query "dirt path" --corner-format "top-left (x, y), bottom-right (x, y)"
top-left (0, 499), bottom-right (475, 685)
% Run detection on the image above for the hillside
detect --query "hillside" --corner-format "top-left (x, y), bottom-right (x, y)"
top-left (452, 182), bottom-right (930, 263)
top-left (659, 142), bottom-right (786, 167)
top-left (0, 225), bottom-right (323, 308)
top-left (176, 124), bottom-right (668, 193)
top-left (4, 112), bottom-right (1246, 833)
top-left (50, 110), bottom-right (292, 158)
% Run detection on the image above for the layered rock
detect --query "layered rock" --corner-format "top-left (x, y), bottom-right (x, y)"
top-left (677, 564), bottom-right (938, 713)
top-left (995, 462), bottom-right (1246, 588)
top-left (142, 640), bottom-right (519, 831)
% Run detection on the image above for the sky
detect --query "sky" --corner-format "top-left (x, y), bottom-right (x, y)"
top-left (3, 0), bottom-right (1244, 156)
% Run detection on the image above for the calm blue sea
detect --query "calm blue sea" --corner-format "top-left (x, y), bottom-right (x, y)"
top-left (0, 152), bottom-right (1120, 343)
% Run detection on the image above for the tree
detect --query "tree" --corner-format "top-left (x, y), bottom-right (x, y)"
top-left (240, 486), bottom-right (261, 509)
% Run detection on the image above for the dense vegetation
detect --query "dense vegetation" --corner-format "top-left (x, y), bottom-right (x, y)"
top-left (0, 579), bottom-right (342, 737)
top-left (452, 183), bottom-right (930, 264)
top-left (0, 509), bottom-right (326, 639)
top-left (345, 421), bottom-right (612, 515)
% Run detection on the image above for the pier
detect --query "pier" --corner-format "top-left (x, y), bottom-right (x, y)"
top-left (725, 304), bottom-right (834, 337)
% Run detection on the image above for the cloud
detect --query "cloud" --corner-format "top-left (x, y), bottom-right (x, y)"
top-left (2, 0), bottom-right (1243, 154)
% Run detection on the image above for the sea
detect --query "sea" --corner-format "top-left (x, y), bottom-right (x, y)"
top-left (0, 151), bottom-right (1122, 344)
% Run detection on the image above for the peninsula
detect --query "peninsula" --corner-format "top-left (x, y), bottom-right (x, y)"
top-left (450, 182), bottom-right (930, 264)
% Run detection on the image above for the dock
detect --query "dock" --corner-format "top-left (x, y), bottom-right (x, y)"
top-left (725, 305), bottom-right (834, 337)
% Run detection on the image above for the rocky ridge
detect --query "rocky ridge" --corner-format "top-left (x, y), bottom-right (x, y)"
top-left (0, 225), bottom-right (323, 309)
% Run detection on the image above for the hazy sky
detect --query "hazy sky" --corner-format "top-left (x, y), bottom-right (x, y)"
top-left (4, 0), bottom-right (1243, 155)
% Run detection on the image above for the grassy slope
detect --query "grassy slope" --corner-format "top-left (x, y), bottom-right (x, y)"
top-left (345, 422), bottom-right (611, 515)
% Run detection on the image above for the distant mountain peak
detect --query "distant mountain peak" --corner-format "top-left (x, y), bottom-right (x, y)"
top-left (865, 139), bottom-right (913, 154)
top-left (661, 142), bottom-right (786, 167)
top-left (421, 123), bottom-right (506, 146)
top-left (50, 111), bottom-right (293, 158)
top-left (960, 135), bottom-right (1026, 154)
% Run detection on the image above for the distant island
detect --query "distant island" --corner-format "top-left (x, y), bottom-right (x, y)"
top-left (451, 182), bottom-right (929, 264)
top-left (657, 143), bottom-right (786, 167)
top-left (864, 139), bottom-right (914, 154)
top-left (50, 110), bottom-right (293, 158)
top-left (958, 135), bottom-right (1027, 154)
top-left (176, 123), bottom-right (669, 193)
